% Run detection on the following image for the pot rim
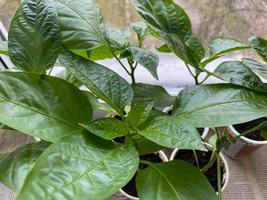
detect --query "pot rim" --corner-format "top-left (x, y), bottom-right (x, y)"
top-left (228, 125), bottom-right (267, 145)
top-left (119, 150), bottom-right (168, 200)
top-left (170, 143), bottom-right (230, 192)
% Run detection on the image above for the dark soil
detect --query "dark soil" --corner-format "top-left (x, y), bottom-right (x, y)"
top-left (174, 150), bottom-right (224, 191)
top-left (122, 153), bottom-right (163, 197)
top-left (233, 118), bottom-right (266, 141)
top-left (113, 136), bottom-right (125, 144)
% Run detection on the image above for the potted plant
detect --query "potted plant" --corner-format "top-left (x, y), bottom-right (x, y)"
top-left (1, 0), bottom-right (267, 200)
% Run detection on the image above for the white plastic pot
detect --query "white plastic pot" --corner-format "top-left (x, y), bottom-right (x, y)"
top-left (170, 144), bottom-right (229, 192)
top-left (223, 125), bottom-right (267, 159)
top-left (119, 150), bottom-right (168, 200)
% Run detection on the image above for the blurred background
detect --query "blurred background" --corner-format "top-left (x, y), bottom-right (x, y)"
top-left (1, 0), bottom-right (267, 88)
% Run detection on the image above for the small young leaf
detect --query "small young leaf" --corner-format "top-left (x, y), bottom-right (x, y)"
top-left (214, 61), bottom-right (267, 92)
top-left (59, 51), bottom-right (133, 115)
top-left (130, 21), bottom-right (150, 45)
top-left (8, 0), bottom-right (61, 73)
top-left (109, 28), bottom-right (131, 51)
top-left (16, 132), bottom-right (139, 200)
top-left (0, 141), bottom-right (50, 192)
top-left (133, 83), bottom-right (175, 108)
top-left (242, 58), bottom-right (267, 81)
top-left (80, 118), bottom-right (129, 140)
top-left (136, 160), bottom-right (217, 200)
top-left (156, 44), bottom-right (172, 53)
top-left (249, 36), bottom-right (267, 62)
top-left (121, 47), bottom-right (159, 79)
top-left (127, 100), bottom-right (155, 127)
top-left (137, 116), bottom-right (205, 150)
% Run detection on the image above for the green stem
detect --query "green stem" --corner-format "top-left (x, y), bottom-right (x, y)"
top-left (193, 150), bottom-right (200, 169)
top-left (48, 66), bottom-right (54, 75)
top-left (201, 149), bottom-right (217, 173)
top-left (199, 74), bottom-right (210, 84)
top-left (128, 59), bottom-right (136, 85)
top-left (140, 160), bottom-right (153, 166)
top-left (217, 156), bottom-right (222, 200)
top-left (234, 120), bottom-right (267, 140)
top-left (185, 63), bottom-right (195, 78)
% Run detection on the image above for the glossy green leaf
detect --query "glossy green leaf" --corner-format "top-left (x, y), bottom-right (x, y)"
top-left (133, 83), bottom-right (175, 108)
top-left (109, 28), bottom-right (131, 51)
top-left (121, 47), bottom-right (159, 79)
top-left (249, 36), bottom-right (267, 62)
top-left (185, 35), bottom-right (205, 63)
top-left (156, 44), bottom-right (172, 53)
top-left (87, 45), bottom-right (114, 61)
top-left (131, 135), bottom-right (163, 155)
top-left (16, 132), bottom-right (139, 200)
top-left (214, 61), bottom-right (267, 92)
top-left (59, 51), bottom-right (133, 115)
top-left (242, 58), bottom-right (267, 81)
top-left (127, 100), bottom-right (155, 127)
top-left (0, 72), bottom-right (92, 142)
top-left (131, 0), bottom-right (198, 66)
top-left (80, 118), bottom-right (129, 140)
top-left (55, 0), bottom-right (107, 50)
top-left (0, 141), bottom-right (50, 192)
top-left (209, 37), bottom-right (249, 57)
top-left (137, 116), bottom-right (205, 150)
top-left (136, 160), bottom-right (217, 200)
top-left (172, 84), bottom-right (267, 127)
top-left (0, 41), bottom-right (8, 56)
top-left (8, 0), bottom-right (61, 73)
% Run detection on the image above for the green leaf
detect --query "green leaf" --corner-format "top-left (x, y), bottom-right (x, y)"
top-left (80, 118), bottom-right (129, 140)
top-left (156, 44), bottom-right (172, 53)
top-left (0, 41), bottom-right (8, 56)
top-left (87, 45), bottom-right (114, 61)
top-left (214, 61), bottom-right (267, 92)
top-left (242, 58), bottom-right (267, 81)
top-left (209, 37), bottom-right (249, 57)
top-left (55, 0), bottom-right (107, 50)
top-left (59, 51), bottom-right (133, 115)
top-left (249, 36), bottom-right (267, 62)
top-left (8, 0), bottom-right (61, 73)
top-left (172, 84), bottom-right (267, 127)
top-left (130, 21), bottom-right (150, 45)
top-left (16, 132), bottom-right (139, 200)
top-left (121, 47), bottom-right (159, 79)
top-left (109, 28), bottom-right (131, 51)
top-left (0, 72), bottom-right (92, 142)
top-left (137, 116), bottom-right (205, 150)
top-left (136, 160), bottom-right (217, 200)
top-left (131, 135), bottom-right (163, 155)
top-left (0, 141), bottom-right (50, 192)
top-left (185, 35), bottom-right (205, 62)
top-left (131, 0), bottom-right (198, 66)
top-left (261, 127), bottom-right (267, 140)
top-left (133, 83), bottom-right (175, 108)
top-left (127, 100), bottom-right (155, 127)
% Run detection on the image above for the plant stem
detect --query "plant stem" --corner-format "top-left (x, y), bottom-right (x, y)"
top-left (199, 74), bottom-right (210, 84)
top-left (128, 59), bottom-right (136, 85)
top-left (193, 150), bottom-right (200, 169)
top-left (185, 63), bottom-right (195, 78)
top-left (217, 155), bottom-right (222, 200)
top-left (201, 149), bottom-right (217, 173)
top-left (234, 120), bottom-right (267, 140)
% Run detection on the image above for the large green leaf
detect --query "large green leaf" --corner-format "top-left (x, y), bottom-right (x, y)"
top-left (172, 84), bottom-right (267, 127)
top-left (137, 116), bottom-right (205, 150)
top-left (209, 37), bottom-right (249, 57)
top-left (0, 72), bottom-right (92, 142)
top-left (133, 83), bottom-right (175, 108)
top-left (80, 118), bottom-right (129, 140)
top-left (0, 141), bottom-right (50, 192)
top-left (8, 0), bottom-right (61, 73)
top-left (214, 61), bottom-right (267, 92)
top-left (136, 160), bottom-right (217, 200)
top-left (121, 46), bottom-right (159, 79)
top-left (131, 0), bottom-right (199, 66)
top-left (249, 36), bottom-right (267, 62)
top-left (55, 0), bottom-right (107, 50)
top-left (0, 41), bottom-right (8, 56)
top-left (131, 135), bottom-right (163, 155)
top-left (59, 51), bottom-right (133, 115)
top-left (16, 132), bottom-right (139, 200)
top-left (242, 58), bottom-right (267, 81)
top-left (127, 100), bottom-right (155, 127)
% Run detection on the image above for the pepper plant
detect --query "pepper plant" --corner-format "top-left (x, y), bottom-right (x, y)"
top-left (1, 0), bottom-right (267, 200)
